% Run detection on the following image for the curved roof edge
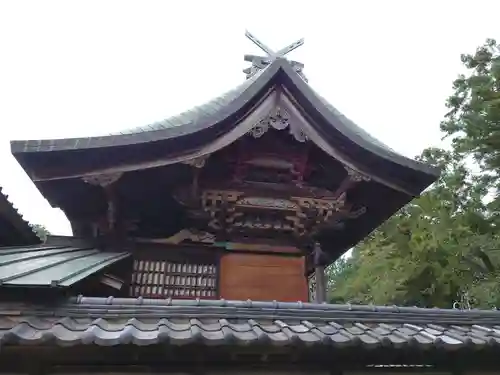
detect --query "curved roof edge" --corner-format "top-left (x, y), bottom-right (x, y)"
top-left (10, 63), bottom-right (280, 154)
top-left (276, 62), bottom-right (441, 178)
top-left (11, 59), bottom-right (440, 191)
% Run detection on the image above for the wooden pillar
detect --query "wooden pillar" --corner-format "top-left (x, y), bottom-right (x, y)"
top-left (313, 242), bottom-right (327, 303)
top-left (104, 184), bottom-right (117, 232)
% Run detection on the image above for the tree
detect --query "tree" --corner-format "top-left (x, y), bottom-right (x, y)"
top-left (329, 39), bottom-right (500, 308)
top-left (441, 39), bottom-right (500, 178)
top-left (326, 255), bottom-right (358, 303)
top-left (31, 224), bottom-right (51, 242)
top-left (330, 148), bottom-right (500, 308)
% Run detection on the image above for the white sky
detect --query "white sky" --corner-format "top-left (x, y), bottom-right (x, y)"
top-left (0, 0), bottom-right (498, 236)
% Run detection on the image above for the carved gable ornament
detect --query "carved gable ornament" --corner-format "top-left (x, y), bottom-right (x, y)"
top-left (237, 197), bottom-right (298, 210)
top-left (200, 189), bottom-right (366, 237)
top-left (180, 155), bottom-right (209, 169)
top-left (248, 107), bottom-right (308, 143)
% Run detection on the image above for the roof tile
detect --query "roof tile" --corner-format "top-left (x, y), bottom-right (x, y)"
top-left (0, 314), bottom-right (499, 349)
top-left (3, 297), bottom-right (500, 350)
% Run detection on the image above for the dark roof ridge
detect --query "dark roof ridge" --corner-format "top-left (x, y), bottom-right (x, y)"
top-left (277, 62), bottom-right (441, 178)
top-left (10, 61), bottom-right (282, 154)
top-left (70, 295), bottom-right (499, 314)
top-left (10, 58), bottom-right (437, 179)
top-left (111, 65), bottom-right (271, 136)
top-left (6, 296), bottom-right (490, 325)
top-left (10, 58), bottom-right (439, 197)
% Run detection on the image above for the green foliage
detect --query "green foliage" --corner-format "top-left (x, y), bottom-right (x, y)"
top-left (441, 39), bottom-right (500, 174)
top-left (31, 224), bottom-right (51, 242)
top-left (329, 39), bottom-right (500, 309)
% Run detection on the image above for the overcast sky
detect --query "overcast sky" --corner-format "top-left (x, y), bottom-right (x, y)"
top-left (0, 1), bottom-right (498, 235)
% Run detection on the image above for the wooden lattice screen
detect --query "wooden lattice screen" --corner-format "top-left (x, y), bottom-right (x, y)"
top-left (130, 260), bottom-right (218, 299)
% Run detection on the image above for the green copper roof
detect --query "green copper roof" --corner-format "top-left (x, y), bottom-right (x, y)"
top-left (0, 244), bottom-right (130, 287)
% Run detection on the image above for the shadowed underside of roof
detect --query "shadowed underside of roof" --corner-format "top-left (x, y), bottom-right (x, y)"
top-left (1, 296), bottom-right (500, 349)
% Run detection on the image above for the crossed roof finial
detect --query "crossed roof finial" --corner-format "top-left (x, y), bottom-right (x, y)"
top-left (243, 30), bottom-right (307, 81)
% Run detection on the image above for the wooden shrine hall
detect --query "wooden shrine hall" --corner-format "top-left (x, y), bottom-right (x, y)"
top-left (2, 31), bottom-right (500, 375)
top-left (8, 32), bottom-right (440, 303)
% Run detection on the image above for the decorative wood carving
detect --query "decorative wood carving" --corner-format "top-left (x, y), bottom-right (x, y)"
top-left (345, 166), bottom-right (371, 182)
top-left (181, 155), bottom-right (210, 169)
top-left (199, 188), bottom-right (366, 239)
top-left (82, 172), bottom-right (123, 187)
top-left (248, 107), bottom-right (308, 143)
top-left (171, 130), bottom-right (374, 243)
top-left (136, 229), bottom-right (216, 245)
top-left (229, 129), bottom-right (311, 186)
top-left (237, 196), bottom-right (298, 210)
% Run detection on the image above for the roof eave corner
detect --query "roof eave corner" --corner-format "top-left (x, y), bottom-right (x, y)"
top-left (10, 140), bottom-right (30, 155)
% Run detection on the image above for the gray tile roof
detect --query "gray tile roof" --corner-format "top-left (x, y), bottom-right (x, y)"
top-left (2, 297), bottom-right (500, 349)
top-left (8, 59), bottom-right (433, 176)
top-left (10, 58), bottom-right (439, 202)
top-left (315, 93), bottom-right (395, 153)
top-left (114, 68), bottom-right (265, 135)
top-left (0, 244), bottom-right (130, 287)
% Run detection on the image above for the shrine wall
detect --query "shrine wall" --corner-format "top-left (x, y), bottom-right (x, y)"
top-left (219, 253), bottom-right (308, 302)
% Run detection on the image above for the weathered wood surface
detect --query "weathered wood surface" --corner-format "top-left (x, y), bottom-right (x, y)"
top-left (219, 253), bottom-right (308, 301)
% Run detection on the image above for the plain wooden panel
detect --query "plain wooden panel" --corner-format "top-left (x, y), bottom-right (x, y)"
top-left (219, 253), bottom-right (308, 302)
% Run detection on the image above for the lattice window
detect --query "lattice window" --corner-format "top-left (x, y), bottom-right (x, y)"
top-left (130, 260), bottom-right (218, 299)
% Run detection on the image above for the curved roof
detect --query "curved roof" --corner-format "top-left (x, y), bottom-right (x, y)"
top-left (114, 67), bottom-right (266, 136)
top-left (11, 58), bottom-right (439, 196)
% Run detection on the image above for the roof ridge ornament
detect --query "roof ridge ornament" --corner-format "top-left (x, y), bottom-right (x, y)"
top-left (243, 30), bottom-right (307, 81)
